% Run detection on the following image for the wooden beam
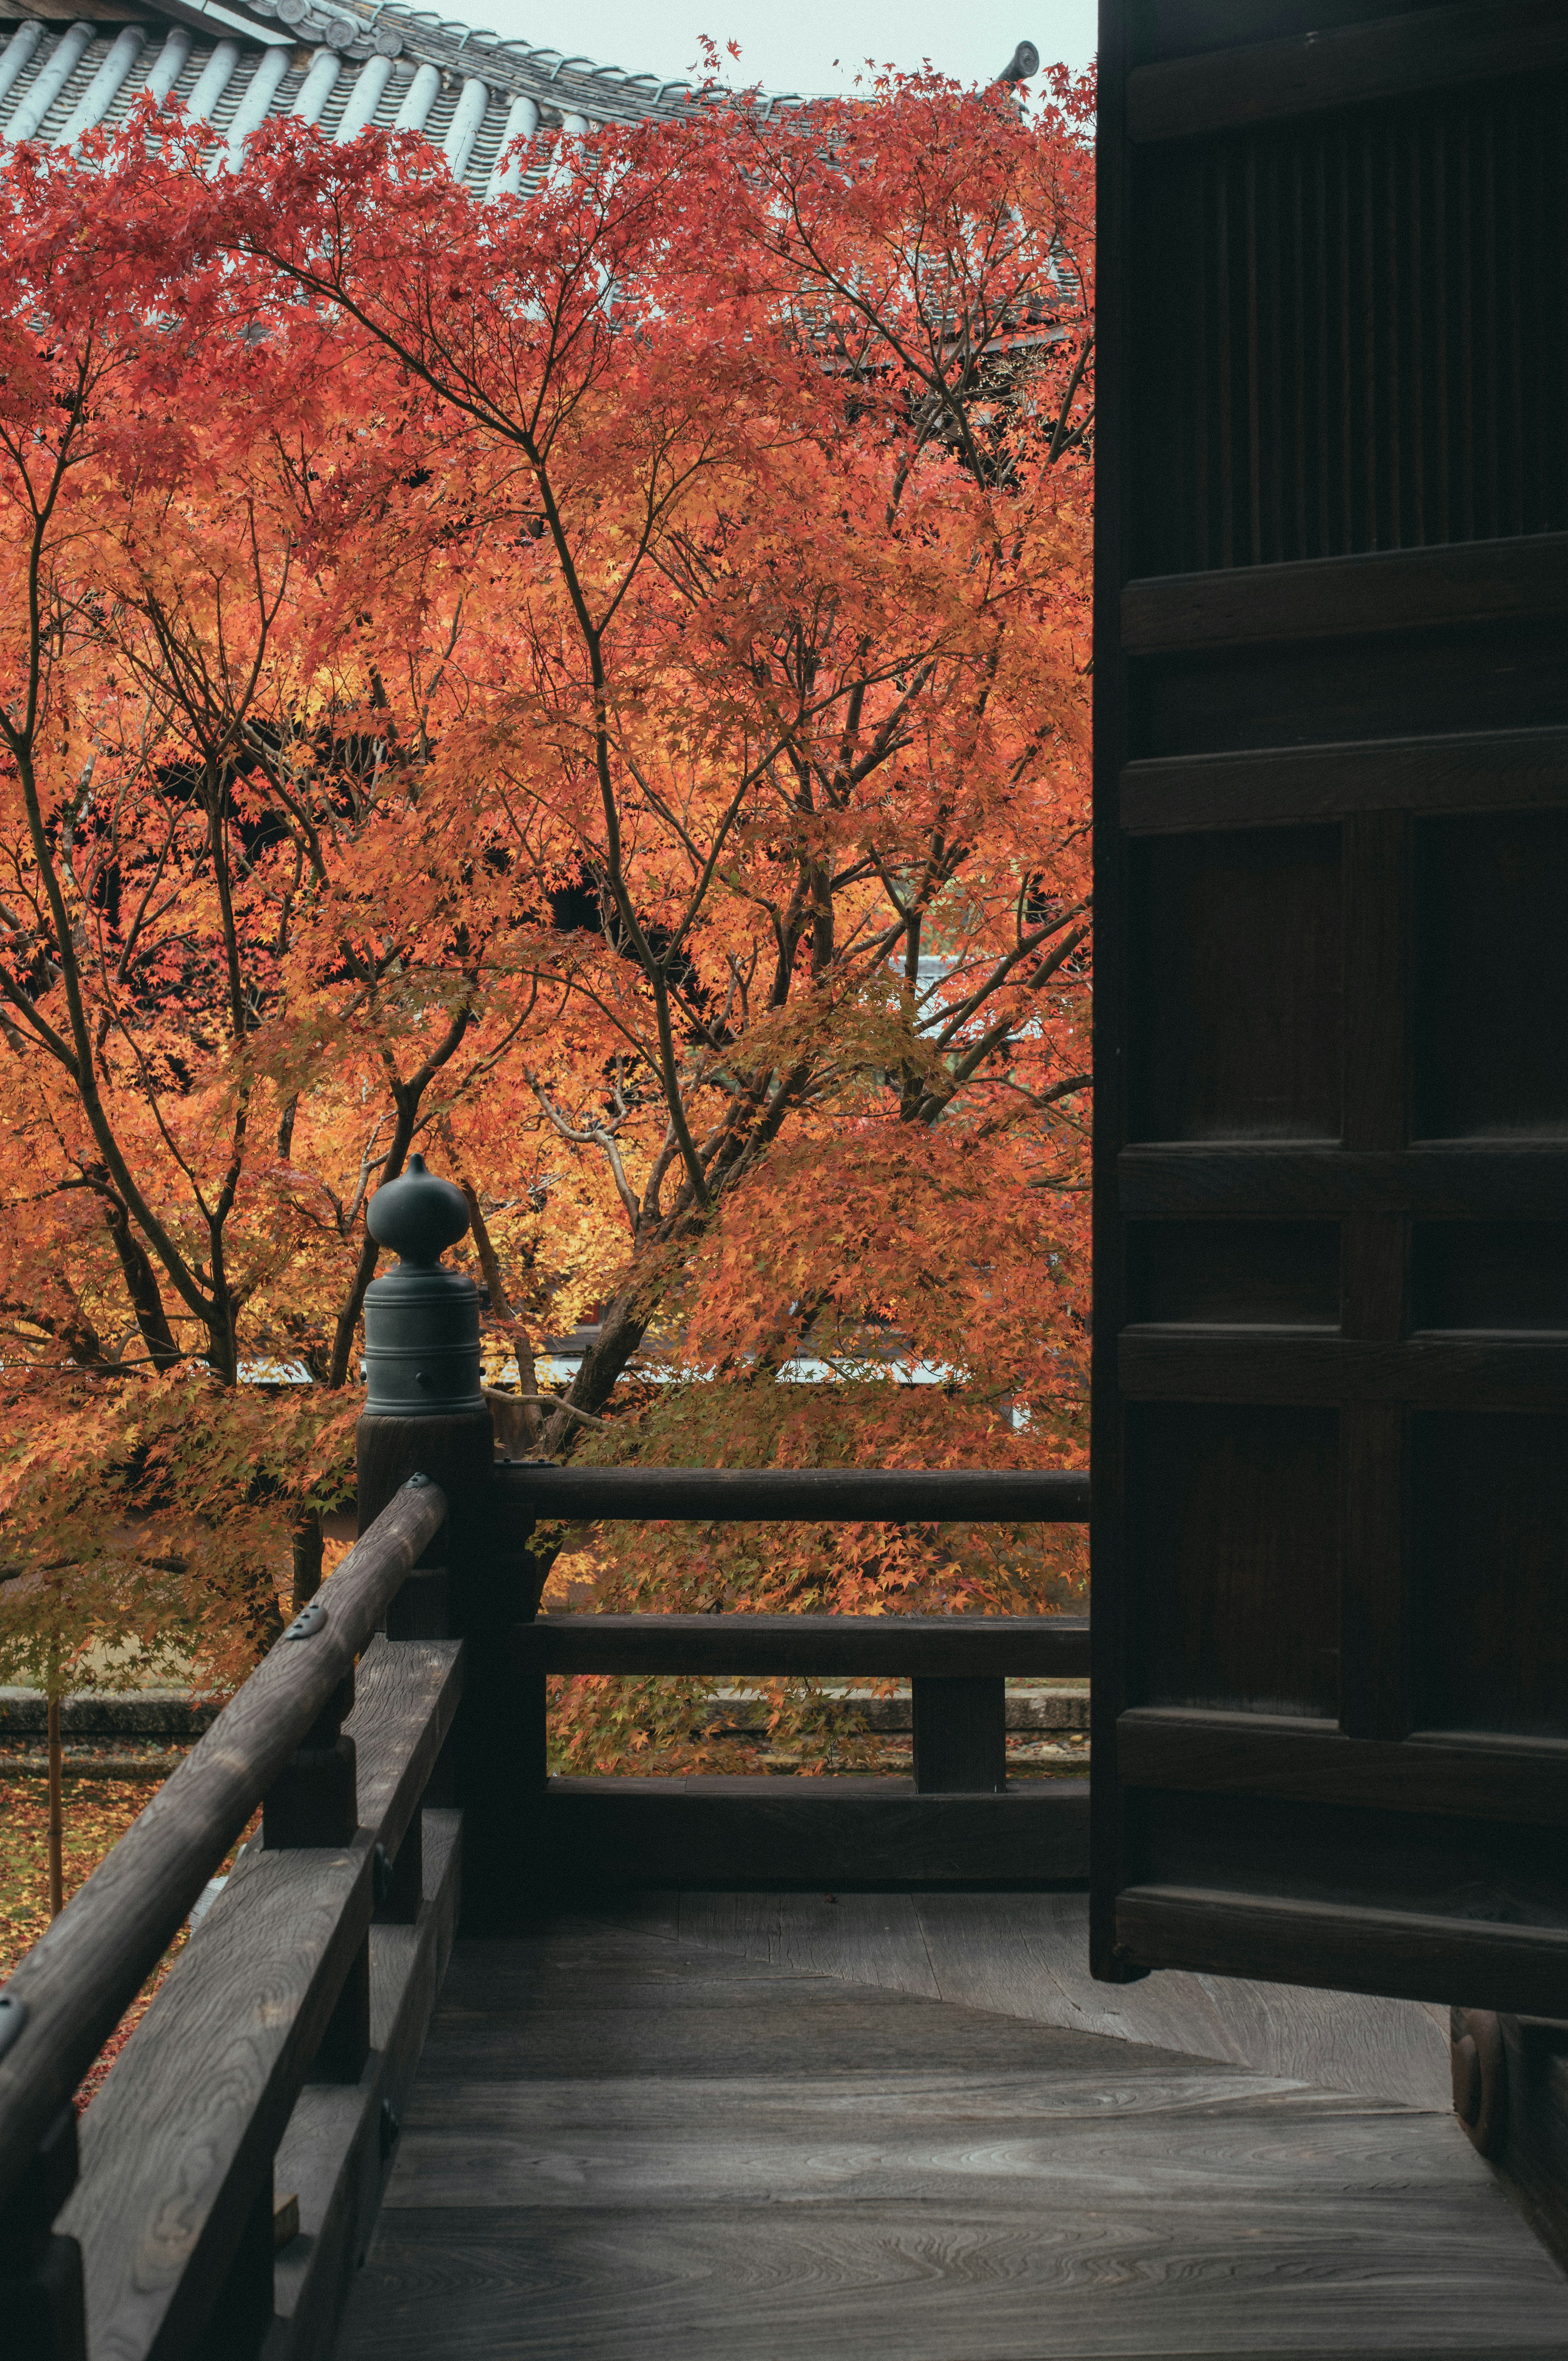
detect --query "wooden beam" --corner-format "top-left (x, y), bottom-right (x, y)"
top-left (1120, 726), bottom-right (1568, 837)
top-left (1117, 1886), bottom-right (1568, 2019)
top-left (1117, 1330), bottom-right (1568, 1410)
top-left (1117, 1709), bottom-right (1568, 1826)
top-left (1118, 1144), bottom-right (1568, 1222)
top-left (542, 1775), bottom-right (1089, 1890)
top-left (495, 1464), bottom-right (1090, 1526)
top-left (1127, 1), bottom-right (1568, 143)
top-left (515, 1613), bottom-right (1090, 1679)
top-left (1120, 532), bottom-right (1568, 658)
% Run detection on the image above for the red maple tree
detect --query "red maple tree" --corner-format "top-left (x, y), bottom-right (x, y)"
top-left (0, 66), bottom-right (1094, 1769)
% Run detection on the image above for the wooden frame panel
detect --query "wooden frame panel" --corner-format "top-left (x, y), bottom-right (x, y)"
top-left (1093, 0), bottom-right (1568, 2004)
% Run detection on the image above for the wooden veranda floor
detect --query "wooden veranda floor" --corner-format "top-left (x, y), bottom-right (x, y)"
top-left (335, 1893), bottom-right (1567, 2360)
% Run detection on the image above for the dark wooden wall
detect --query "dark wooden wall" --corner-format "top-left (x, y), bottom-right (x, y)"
top-left (1092, 0), bottom-right (1568, 2011)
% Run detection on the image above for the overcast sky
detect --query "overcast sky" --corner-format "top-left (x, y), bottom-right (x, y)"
top-left (464, 0), bottom-right (1098, 101)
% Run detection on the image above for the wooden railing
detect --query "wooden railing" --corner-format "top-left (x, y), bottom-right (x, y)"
top-left (0, 1478), bottom-right (458, 2361)
top-left (0, 1168), bottom-right (1092, 2358)
top-left (503, 1463), bottom-right (1091, 1893)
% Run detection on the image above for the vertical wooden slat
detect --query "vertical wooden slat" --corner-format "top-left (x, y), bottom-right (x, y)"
top-left (1218, 152), bottom-right (1228, 566)
top-left (1338, 120), bottom-right (1354, 554)
top-left (1315, 134), bottom-right (1331, 556)
top-left (1405, 117), bottom-right (1423, 546)
top-left (1340, 811), bottom-right (1413, 1748)
top-left (1245, 139), bottom-right (1263, 564)
top-left (1089, 0), bottom-right (1142, 1987)
top-left (1290, 137), bottom-right (1308, 559)
top-left (1481, 103), bottom-right (1499, 535)
top-left (1458, 107), bottom-right (1475, 539)
top-left (1193, 153), bottom-right (1210, 569)
top-left (1383, 118), bottom-right (1402, 547)
top-left (1432, 109), bottom-right (1450, 545)
top-left (1506, 93), bottom-right (1525, 537)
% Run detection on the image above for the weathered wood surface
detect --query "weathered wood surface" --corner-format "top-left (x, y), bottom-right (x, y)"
top-left (335, 1908), bottom-right (1566, 2359)
top-left (517, 1613), bottom-right (1090, 1678)
top-left (607, 1890), bottom-right (1453, 2110)
top-left (1118, 1888), bottom-right (1568, 2023)
top-left (0, 1481), bottom-right (444, 2212)
top-left (496, 1465), bottom-right (1091, 1527)
top-left (57, 1628), bottom-right (460, 2361)
top-left (65, 1837), bottom-right (376, 2361)
top-left (265, 1810), bottom-right (462, 2361)
top-left (543, 1775), bottom-right (1089, 1890)
top-left (347, 1638), bottom-right (464, 1862)
top-left (1117, 1708), bottom-right (1568, 1826)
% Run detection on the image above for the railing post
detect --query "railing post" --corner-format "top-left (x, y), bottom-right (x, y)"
top-left (0, 2103), bottom-right (85, 2361)
top-left (354, 1157), bottom-right (513, 1931)
top-left (911, 1677), bottom-right (1008, 1793)
top-left (263, 1669), bottom-right (370, 2088)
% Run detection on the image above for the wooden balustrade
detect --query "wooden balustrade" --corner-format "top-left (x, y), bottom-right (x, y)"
top-left (513, 1613), bottom-right (1091, 1893)
top-left (0, 1477), bottom-right (455, 2361)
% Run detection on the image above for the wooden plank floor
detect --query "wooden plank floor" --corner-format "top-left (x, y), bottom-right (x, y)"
top-left (602, 1891), bottom-right (1456, 2108)
top-left (335, 1903), bottom-right (1567, 2361)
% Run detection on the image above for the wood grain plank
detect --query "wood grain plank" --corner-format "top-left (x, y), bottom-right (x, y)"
top-left (1120, 530), bottom-right (1568, 657)
top-left (332, 1912), bottom-right (1564, 2361)
top-left (63, 1836), bottom-right (377, 2361)
top-left (769, 1895), bottom-right (940, 1996)
top-left (265, 1812), bottom-right (462, 2361)
top-left (1119, 725), bottom-right (1568, 837)
top-left (336, 2203), bottom-right (1568, 2361)
top-left (372, 2074), bottom-right (1481, 2212)
top-left (1118, 1145), bottom-right (1568, 1222)
top-left (599, 1892), bottom-right (1453, 2112)
top-left (541, 1775), bottom-right (1090, 1891)
top-left (348, 1642), bottom-right (464, 1863)
top-left (914, 1891), bottom-right (1250, 2070)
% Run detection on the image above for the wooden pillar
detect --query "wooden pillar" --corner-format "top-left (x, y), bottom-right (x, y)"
top-left (0, 2104), bottom-right (85, 2361)
top-left (354, 1156), bottom-right (522, 1934)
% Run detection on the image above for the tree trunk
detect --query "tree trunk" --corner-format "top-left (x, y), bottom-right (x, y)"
top-left (47, 1689), bottom-right (64, 1918)
top-left (290, 1509), bottom-right (325, 1610)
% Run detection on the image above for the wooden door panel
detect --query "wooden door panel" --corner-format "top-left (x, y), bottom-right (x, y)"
top-left (1093, 0), bottom-right (1568, 2007)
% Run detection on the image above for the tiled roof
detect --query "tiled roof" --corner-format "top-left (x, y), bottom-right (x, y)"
top-left (0, 1), bottom-right (805, 197)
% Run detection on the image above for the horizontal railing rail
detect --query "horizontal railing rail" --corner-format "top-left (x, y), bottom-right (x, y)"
top-left (517, 1611), bottom-right (1090, 1679)
top-left (0, 1475), bottom-right (453, 2361)
top-left (497, 1463), bottom-right (1091, 1525)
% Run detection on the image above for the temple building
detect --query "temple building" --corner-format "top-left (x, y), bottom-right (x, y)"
top-left (0, 0), bottom-right (804, 194)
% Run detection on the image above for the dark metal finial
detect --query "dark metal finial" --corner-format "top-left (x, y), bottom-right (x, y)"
top-left (367, 1153), bottom-right (471, 1268)
top-left (996, 40), bottom-right (1039, 84)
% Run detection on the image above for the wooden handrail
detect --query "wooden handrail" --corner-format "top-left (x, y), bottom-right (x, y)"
top-left (497, 1464), bottom-right (1091, 1524)
top-left (0, 1476), bottom-right (445, 2213)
